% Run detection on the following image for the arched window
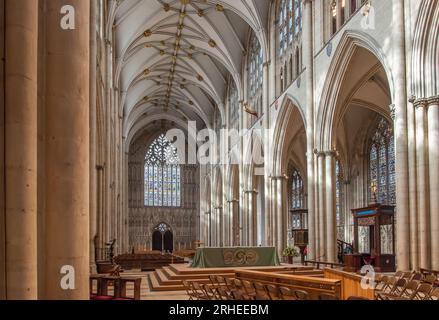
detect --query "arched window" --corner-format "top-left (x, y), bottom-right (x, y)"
top-left (144, 134), bottom-right (181, 207)
top-left (279, 0), bottom-right (302, 56)
top-left (336, 159), bottom-right (345, 241)
top-left (247, 32), bottom-right (263, 125)
top-left (248, 32), bottom-right (263, 99)
top-left (369, 118), bottom-right (395, 205)
top-left (290, 169), bottom-right (304, 210)
top-left (278, 0), bottom-right (302, 91)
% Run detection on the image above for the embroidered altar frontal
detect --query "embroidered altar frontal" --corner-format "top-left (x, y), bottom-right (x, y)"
top-left (190, 247), bottom-right (281, 268)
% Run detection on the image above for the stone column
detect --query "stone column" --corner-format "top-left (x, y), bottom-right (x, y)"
top-left (427, 96), bottom-right (439, 269)
top-left (317, 152), bottom-right (326, 260)
top-left (89, 0), bottom-right (97, 273)
top-left (303, 0), bottom-right (316, 260)
top-left (325, 152), bottom-right (337, 262)
top-left (406, 99), bottom-right (419, 270)
top-left (393, 0), bottom-right (410, 271)
top-left (5, 0), bottom-right (38, 299)
top-left (277, 177), bottom-right (286, 255)
top-left (44, 0), bottom-right (90, 299)
top-left (0, 0), bottom-right (5, 300)
top-left (414, 100), bottom-right (430, 269)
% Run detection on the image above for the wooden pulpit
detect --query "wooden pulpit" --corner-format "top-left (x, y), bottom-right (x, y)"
top-left (344, 204), bottom-right (396, 273)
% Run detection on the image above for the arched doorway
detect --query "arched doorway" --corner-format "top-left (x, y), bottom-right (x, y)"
top-left (151, 223), bottom-right (173, 252)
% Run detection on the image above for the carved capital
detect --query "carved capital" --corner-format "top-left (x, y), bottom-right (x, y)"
top-left (427, 95), bottom-right (439, 106)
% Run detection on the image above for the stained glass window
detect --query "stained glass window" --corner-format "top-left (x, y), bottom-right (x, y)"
top-left (248, 32), bottom-right (263, 99)
top-left (279, 0), bottom-right (302, 56)
top-left (290, 169), bottom-right (304, 210)
top-left (247, 31), bottom-right (263, 126)
top-left (144, 134), bottom-right (181, 207)
top-left (369, 118), bottom-right (395, 205)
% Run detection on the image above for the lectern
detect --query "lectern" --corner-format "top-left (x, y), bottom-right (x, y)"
top-left (344, 204), bottom-right (396, 273)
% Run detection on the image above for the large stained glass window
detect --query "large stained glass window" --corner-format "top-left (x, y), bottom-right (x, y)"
top-left (144, 134), bottom-right (181, 207)
top-left (369, 118), bottom-right (395, 205)
top-left (290, 168), bottom-right (304, 210)
top-left (279, 0), bottom-right (302, 56)
top-left (248, 32), bottom-right (263, 99)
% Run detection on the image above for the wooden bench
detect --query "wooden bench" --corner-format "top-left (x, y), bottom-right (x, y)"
top-left (235, 269), bottom-right (342, 300)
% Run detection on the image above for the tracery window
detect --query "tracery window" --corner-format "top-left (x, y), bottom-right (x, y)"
top-left (279, 0), bottom-right (302, 56)
top-left (368, 118), bottom-right (396, 205)
top-left (290, 168), bottom-right (304, 210)
top-left (247, 31), bottom-right (263, 126)
top-left (278, 0), bottom-right (302, 93)
top-left (144, 134), bottom-right (181, 207)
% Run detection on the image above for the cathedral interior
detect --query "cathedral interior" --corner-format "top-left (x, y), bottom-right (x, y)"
top-left (0, 0), bottom-right (438, 301)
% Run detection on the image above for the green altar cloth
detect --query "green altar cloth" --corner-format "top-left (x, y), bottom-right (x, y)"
top-left (190, 247), bottom-right (280, 268)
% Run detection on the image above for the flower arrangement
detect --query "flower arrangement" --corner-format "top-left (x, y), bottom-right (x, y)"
top-left (282, 246), bottom-right (300, 257)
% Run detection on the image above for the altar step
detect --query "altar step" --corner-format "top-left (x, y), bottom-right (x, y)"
top-left (148, 264), bottom-right (319, 292)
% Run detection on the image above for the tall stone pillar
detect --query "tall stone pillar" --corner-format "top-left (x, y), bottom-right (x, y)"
top-left (303, 0), bottom-right (316, 260)
top-left (317, 152), bottom-right (326, 260)
top-left (4, 0), bottom-right (38, 299)
top-left (0, 0), bottom-right (5, 300)
top-left (393, 0), bottom-right (410, 270)
top-left (325, 151), bottom-right (337, 262)
top-left (276, 177), bottom-right (286, 256)
top-left (427, 97), bottom-right (439, 269)
top-left (44, 0), bottom-right (90, 299)
top-left (414, 100), bottom-right (430, 269)
top-left (89, 0), bottom-right (97, 273)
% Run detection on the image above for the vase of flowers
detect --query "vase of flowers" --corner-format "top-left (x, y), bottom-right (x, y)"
top-left (283, 246), bottom-right (300, 264)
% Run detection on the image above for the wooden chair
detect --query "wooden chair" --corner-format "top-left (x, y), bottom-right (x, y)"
top-left (374, 275), bottom-right (389, 291)
top-left (216, 286), bottom-right (233, 300)
top-left (242, 280), bottom-right (256, 298)
top-left (376, 278), bottom-right (407, 300)
top-left (385, 280), bottom-right (419, 300)
top-left (424, 274), bottom-right (437, 285)
top-left (394, 271), bottom-right (404, 278)
top-left (182, 280), bottom-right (195, 300)
top-left (253, 282), bottom-right (270, 300)
top-left (201, 284), bottom-right (219, 300)
top-left (375, 276), bottom-right (396, 296)
top-left (428, 287), bottom-right (439, 300)
top-left (410, 272), bottom-right (423, 281)
top-left (412, 283), bottom-right (433, 300)
top-left (192, 282), bottom-right (209, 300)
top-left (279, 287), bottom-right (296, 300)
top-left (231, 289), bottom-right (252, 300)
top-left (292, 289), bottom-right (309, 300)
top-left (265, 284), bottom-right (281, 300)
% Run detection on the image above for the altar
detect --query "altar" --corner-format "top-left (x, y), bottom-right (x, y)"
top-left (190, 247), bottom-right (280, 268)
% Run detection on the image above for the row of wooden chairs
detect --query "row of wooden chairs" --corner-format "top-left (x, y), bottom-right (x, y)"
top-left (375, 275), bottom-right (439, 300)
top-left (183, 275), bottom-right (343, 301)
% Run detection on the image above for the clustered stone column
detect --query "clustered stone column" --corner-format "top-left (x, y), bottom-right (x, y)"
top-left (408, 96), bottom-right (439, 270)
top-left (303, 0), bottom-right (316, 260)
top-left (5, 0), bottom-right (38, 299)
top-left (427, 97), bottom-right (439, 270)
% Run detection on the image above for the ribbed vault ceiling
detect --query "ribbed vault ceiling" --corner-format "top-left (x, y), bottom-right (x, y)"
top-left (112, 0), bottom-right (270, 141)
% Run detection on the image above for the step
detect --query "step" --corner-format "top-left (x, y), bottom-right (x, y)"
top-left (148, 273), bottom-right (185, 292)
top-left (155, 269), bottom-right (181, 286)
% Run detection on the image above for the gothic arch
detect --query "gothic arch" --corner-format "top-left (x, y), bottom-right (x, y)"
top-left (411, 0), bottom-right (439, 98)
top-left (271, 94), bottom-right (306, 177)
top-left (316, 31), bottom-right (395, 151)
